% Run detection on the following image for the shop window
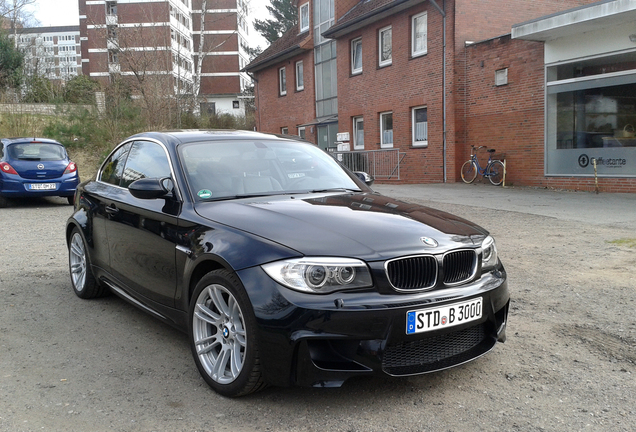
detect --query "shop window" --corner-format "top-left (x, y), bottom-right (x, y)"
top-left (545, 51), bottom-right (636, 177)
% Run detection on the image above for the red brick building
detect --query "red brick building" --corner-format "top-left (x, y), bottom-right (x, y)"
top-left (247, 0), bottom-right (636, 192)
top-left (466, 1), bottom-right (636, 193)
top-left (79, 0), bottom-right (252, 115)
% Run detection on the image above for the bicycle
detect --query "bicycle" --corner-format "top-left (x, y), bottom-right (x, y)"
top-left (460, 145), bottom-right (505, 186)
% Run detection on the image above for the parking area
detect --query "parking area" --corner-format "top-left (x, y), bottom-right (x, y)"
top-left (1, 184), bottom-right (635, 432)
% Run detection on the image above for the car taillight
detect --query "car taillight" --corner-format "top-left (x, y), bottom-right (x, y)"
top-left (0, 162), bottom-right (18, 175)
top-left (64, 161), bottom-right (77, 174)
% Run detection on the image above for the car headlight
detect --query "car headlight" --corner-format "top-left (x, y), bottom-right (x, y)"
top-left (481, 235), bottom-right (498, 270)
top-left (262, 258), bottom-right (373, 294)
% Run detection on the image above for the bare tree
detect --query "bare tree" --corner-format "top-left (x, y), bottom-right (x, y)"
top-left (192, 0), bottom-right (244, 113)
top-left (0, 0), bottom-right (39, 43)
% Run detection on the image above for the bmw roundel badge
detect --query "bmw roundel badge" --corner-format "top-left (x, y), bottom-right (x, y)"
top-left (420, 237), bottom-right (438, 247)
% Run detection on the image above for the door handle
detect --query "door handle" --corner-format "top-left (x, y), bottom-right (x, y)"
top-left (105, 205), bottom-right (119, 215)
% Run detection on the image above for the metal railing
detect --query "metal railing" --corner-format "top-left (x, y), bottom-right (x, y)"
top-left (329, 148), bottom-right (405, 180)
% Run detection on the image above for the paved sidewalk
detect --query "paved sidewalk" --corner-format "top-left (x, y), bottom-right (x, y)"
top-left (373, 183), bottom-right (636, 230)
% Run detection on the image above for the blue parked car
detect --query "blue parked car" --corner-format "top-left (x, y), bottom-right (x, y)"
top-left (0, 137), bottom-right (79, 207)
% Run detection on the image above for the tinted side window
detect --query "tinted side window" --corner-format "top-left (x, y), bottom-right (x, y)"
top-left (121, 141), bottom-right (171, 189)
top-left (100, 142), bottom-right (132, 186)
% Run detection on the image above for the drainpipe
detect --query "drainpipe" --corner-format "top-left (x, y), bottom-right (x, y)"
top-left (429, 0), bottom-right (447, 182)
top-left (247, 72), bottom-right (260, 131)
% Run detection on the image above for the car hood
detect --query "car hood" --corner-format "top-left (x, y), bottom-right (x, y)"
top-left (194, 192), bottom-right (488, 261)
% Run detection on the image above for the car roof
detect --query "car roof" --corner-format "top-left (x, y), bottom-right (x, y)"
top-left (125, 130), bottom-right (306, 148)
top-left (1, 137), bottom-right (64, 146)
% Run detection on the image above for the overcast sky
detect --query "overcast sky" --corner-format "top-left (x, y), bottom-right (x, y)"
top-left (31, 0), bottom-right (270, 49)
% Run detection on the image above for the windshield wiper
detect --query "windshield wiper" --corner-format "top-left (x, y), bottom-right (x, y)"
top-left (309, 188), bottom-right (362, 193)
top-left (201, 192), bottom-right (284, 201)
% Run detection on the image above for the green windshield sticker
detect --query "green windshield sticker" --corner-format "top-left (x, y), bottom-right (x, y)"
top-left (197, 189), bottom-right (213, 199)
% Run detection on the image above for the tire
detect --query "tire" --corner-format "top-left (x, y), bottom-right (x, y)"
top-left (68, 228), bottom-right (108, 299)
top-left (461, 161), bottom-right (477, 184)
top-left (189, 270), bottom-right (266, 397)
top-left (0, 195), bottom-right (7, 208)
top-left (66, 195), bottom-right (75, 206)
top-left (487, 160), bottom-right (505, 186)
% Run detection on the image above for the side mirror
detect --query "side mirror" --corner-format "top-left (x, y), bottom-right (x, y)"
top-left (354, 171), bottom-right (374, 186)
top-left (129, 177), bottom-right (173, 200)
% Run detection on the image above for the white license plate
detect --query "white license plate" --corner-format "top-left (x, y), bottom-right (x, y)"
top-left (29, 183), bottom-right (56, 190)
top-left (406, 298), bottom-right (482, 335)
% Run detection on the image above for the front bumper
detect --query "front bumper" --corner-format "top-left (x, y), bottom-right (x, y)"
top-left (237, 264), bottom-right (509, 388)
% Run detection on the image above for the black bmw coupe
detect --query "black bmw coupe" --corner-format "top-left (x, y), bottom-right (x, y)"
top-left (66, 130), bottom-right (509, 397)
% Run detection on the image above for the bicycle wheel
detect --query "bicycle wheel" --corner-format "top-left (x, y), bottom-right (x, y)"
top-left (461, 161), bottom-right (477, 183)
top-left (487, 160), bottom-right (505, 186)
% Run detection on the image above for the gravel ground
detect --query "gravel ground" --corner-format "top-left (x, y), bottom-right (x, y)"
top-left (0, 187), bottom-right (634, 432)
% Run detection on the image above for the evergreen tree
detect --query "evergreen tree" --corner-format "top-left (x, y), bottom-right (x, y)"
top-left (253, 0), bottom-right (297, 44)
top-left (0, 31), bottom-right (23, 89)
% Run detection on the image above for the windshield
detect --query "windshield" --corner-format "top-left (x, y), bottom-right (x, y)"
top-left (8, 143), bottom-right (66, 161)
top-left (178, 139), bottom-right (363, 201)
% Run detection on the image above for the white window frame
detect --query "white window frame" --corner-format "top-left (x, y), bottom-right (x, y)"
top-left (351, 37), bottom-right (362, 75)
top-left (353, 116), bottom-right (364, 150)
top-left (295, 60), bottom-right (304, 91)
top-left (411, 11), bottom-right (427, 57)
top-left (380, 111), bottom-right (393, 148)
top-left (412, 106), bottom-right (428, 147)
top-left (378, 26), bottom-right (392, 67)
top-left (281, 127), bottom-right (289, 135)
top-left (298, 126), bottom-right (306, 140)
top-left (279, 66), bottom-right (286, 96)
top-left (299, 2), bottom-right (310, 33)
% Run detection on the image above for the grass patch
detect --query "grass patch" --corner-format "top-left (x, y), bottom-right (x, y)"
top-left (608, 238), bottom-right (636, 248)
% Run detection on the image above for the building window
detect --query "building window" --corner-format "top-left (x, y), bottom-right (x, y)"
top-left (106, 1), bottom-right (117, 15)
top-left (495, 68), bottom-right (508, 86)
top-left (380, 112), bottom-right (393, 148)
top-left (279, 67), bottom-right (286, 96)
top-left (351, 37), bottom-right (362, 75)
top-left (412, 106), bottom-right (428, 147)
top-left (296, 60), bottom-right (304, 91)
top-left (411, 12), bottom-right (427, 57)
top-left (298, 126), bottom-right (306, 140)
top-left (232, 100), bottom-right (240, 109)
top-left (281, 127), bottom-right (288, 134)
top-left (353, 117), bottom-right (364, 150)
top-left (546, 51), bottom-right (636, 176)
top-left (379, 26), bottom-right (392, 67)
top-left (313, 0), bottom-right (337, 120)
top-left (299, 2), bottom-right (309, 33)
